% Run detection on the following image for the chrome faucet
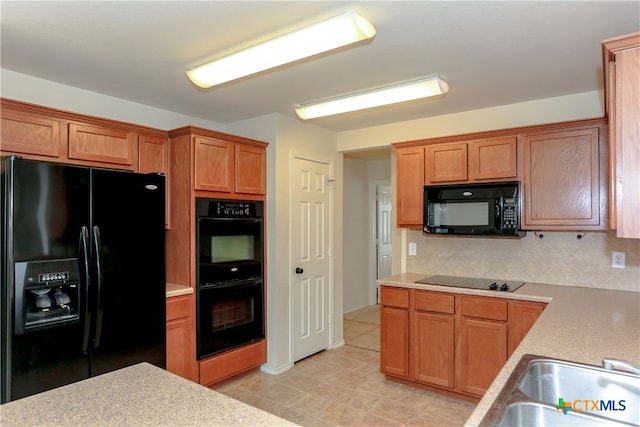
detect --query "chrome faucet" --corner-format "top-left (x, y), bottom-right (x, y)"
top-left (602, 358), bottom-right (640, 375)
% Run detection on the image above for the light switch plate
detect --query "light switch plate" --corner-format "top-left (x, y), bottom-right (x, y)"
top-left (409, 242), bottom-right (417, 256)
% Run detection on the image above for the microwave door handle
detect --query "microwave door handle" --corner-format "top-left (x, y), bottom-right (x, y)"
top-left (79, 226), bottom-right (91, 353)
top-left (92, 225), bottom-right (104, 348)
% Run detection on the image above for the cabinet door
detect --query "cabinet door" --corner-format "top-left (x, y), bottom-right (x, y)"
top-left (425, 142), bottom-right (468, 183)
top-left (68, 123), bottom-right (136, 167)
top-left (194, 136), bottom-right (234, 192)
top-left (235, 143), bottom-right (266, 194)
top-left (508, 300), bottom-right (546, 355)
top-left (611, 45), bottom-right (640, 238)
top-left (413, 311), bottom-right (455, 388)
top-left (460, 317), bottom-right (507, 397)
top-left (522, 127), bottom-right (601, 228)
top-left (396, 147), bottom-right (424, 227)
top-left (380, 305), bottom-right (409, 377)
top-left (1, 109), bottom-right (61, 158)
top-left (470, 137), bottom-right (517, 180)
top-left (166, 294), bottom-right (197, 382)
top-left (139, 135), bottom-right (170, 228)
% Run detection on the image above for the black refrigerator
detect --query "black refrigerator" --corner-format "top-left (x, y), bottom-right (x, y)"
top-left (0, 156), bottom-right (166, 403)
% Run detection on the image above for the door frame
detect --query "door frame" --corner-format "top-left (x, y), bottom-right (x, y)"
top-left (288, 152), bottom-right (335, 362)
top-left (369, 180), bottom-right (392, 305)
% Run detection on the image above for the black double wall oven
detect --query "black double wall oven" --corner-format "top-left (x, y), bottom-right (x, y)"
top-left (196, 198), bottom-right (264, 359)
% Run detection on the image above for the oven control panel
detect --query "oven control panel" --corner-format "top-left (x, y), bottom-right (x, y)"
top-left (197, 198), bottom-right (263, 218)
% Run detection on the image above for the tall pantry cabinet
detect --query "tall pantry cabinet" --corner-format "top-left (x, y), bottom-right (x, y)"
top-left (603, 32), bottom-right (640, 238)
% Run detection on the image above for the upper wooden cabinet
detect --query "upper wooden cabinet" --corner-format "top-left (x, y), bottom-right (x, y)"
top-left (470, 137), bottom-right (518, 181)
top-left (396, 146), bottom-right (425, 227)
top-left (0, 108), bottom-right (61, 158)
top-left (191, 132), bottom-right (266, 196)
top-left (68, 123), bottom-right (136, 167)
top-left (0, 98), bottom-right (167, 172)
top-left (425, 142), bottom-right (468, 183)
top-left (522, 122), bottom-right (607, 230)
top-left (194, 136), bottom-right (234, 193)
top-left (603, 32), bottom-right (640, 238)
top-left (425, 137), bottom-right (517, 184)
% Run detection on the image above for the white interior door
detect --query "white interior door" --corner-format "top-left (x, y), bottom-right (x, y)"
top-left (376, 184), bottom-right (392, 303)
top-left (292, 156), bottom-right (332, 362)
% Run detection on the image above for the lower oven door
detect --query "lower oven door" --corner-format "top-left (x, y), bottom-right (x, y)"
top-left (197, 279), bottom-right (264, 360)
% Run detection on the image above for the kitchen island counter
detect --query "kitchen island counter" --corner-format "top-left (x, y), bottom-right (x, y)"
top-left (0, 362), bottom-right (298, 427)
top-left (377, 273), bottom-right (640, 426)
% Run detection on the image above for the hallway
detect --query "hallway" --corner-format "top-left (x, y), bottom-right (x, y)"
top-left (213, 306), bottom-right (476, 426)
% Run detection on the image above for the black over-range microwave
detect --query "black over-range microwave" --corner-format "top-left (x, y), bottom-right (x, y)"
top-left (423, 181), bottom-right (525, 237)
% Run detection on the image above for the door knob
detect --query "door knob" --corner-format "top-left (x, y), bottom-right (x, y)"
top-left (295, 267), bottom-right (304, 274)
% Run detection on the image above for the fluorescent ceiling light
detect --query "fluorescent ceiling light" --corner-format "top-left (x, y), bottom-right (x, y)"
top-left (295, 76), bottom-right (450, 120)
top-left (187, 11), bottom-right (375, 88)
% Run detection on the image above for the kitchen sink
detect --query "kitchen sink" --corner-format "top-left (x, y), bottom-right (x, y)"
top-left (480, 354), bottom-right (640, 426)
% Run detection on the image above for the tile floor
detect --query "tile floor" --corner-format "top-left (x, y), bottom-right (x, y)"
top-left (213, 305), bottom-right (476, 426)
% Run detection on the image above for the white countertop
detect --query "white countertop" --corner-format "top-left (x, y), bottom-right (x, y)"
top-left (0, 362), bottom-right (298, 427)
top-left (377, 273), bottom-right (640, 426)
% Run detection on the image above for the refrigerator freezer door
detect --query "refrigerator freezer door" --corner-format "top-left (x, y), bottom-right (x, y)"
top-left (88, 169), bottom-right (166, 376)
top-left (2, 158), bottom-right (91, 402)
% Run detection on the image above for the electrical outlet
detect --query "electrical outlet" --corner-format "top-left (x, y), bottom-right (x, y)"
top-left (408, 242), bottom-right (417, 256)
top-left (612, 251), bottom-right (625, 269)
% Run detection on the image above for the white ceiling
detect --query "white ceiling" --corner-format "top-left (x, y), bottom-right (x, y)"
top-left (1, 1), bottom-right (639, 132)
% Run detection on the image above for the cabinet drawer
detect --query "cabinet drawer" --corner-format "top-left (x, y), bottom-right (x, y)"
top-left (381, 286), bottom-right (409, 309)
top-left (414, 291), bottom-right (455, 314)
top-left (461, 296), bottom-right (507, 321)
top-left (166, 295), bottom-right (191, 321)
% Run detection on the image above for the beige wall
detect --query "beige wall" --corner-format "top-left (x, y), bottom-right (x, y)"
top-left (228, 113), bottom-right (344, 374)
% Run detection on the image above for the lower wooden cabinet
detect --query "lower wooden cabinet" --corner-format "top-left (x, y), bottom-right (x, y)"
top-left (199, 340), bottom-right (266, 386)
top-left (380, 287), bottom-right (410, 377)
top-left (380, 286), bottom-right (546, 400)
top-left (166, 293), bottom-right (198, 382)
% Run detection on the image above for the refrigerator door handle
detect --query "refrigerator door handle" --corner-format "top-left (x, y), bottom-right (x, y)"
top-left (79, 226), bottom-right (91, 353)
top-left (92, 225), bottom-right (104, 348)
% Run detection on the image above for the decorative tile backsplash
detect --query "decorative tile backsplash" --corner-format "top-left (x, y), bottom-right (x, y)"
top-left (406, 230), bottom-right (640, 292)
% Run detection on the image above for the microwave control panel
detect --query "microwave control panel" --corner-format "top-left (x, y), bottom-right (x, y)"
top-left (501, 198), bottom-right (518, 229)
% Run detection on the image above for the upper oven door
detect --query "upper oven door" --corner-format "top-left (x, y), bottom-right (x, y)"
top-left (197, 217), bottom-right (263, 285)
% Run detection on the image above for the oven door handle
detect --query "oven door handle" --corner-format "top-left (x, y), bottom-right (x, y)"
top-left (200, 278), bottom-right (262, 290)
top-left (198, 217), bottom-right (262, 224)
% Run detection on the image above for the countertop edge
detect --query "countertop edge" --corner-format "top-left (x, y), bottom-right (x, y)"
top-left (166, 282), bottom-right (193, 298)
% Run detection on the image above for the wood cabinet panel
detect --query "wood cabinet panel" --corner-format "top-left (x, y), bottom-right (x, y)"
top-left (414, 290), bottom-right (455, 314)
top-left (1, 109), bottom-right (61, 158)
top-left (461, 296), bottom-right (508, 321)
top-left (194, 136), bottom-right (234, 192)
top-left (166, 294), bottom-right (197, 382)
top-left (396, 147), bottom-right (424, 227)
top-left (235, 143), bottom-right (266, 194)
top-left (604, 33), bottom-right (640, 238)
top-left (460, 318), bottom-right (507, 396)
top-left (508, 300), bottom-right (546, 355)
top-left (381, 286), bottom-right (410, 308)
top-left (426, 142), bottom-right (468, 183)
top-left (470, 137), bottom-right (517, 180)
top-left (523, 127), bottom-right (601, 228)
top-left (199, 340), bottom-right (266, 386)
top-left (380, 305), bottom-right (409, 377)
top-left (413, 311), bottom-right (455, 388)
top-left (68, 123), bottom-right (136, 167)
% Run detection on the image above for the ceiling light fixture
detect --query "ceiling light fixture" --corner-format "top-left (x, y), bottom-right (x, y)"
top-left (186, 11), bottom-right (376, 88)
top-left (295, 76), bottom-right (450, 120)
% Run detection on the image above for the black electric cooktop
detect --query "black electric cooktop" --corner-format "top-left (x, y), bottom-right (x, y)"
top-left (415, 275), bottom-right (525, 292)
